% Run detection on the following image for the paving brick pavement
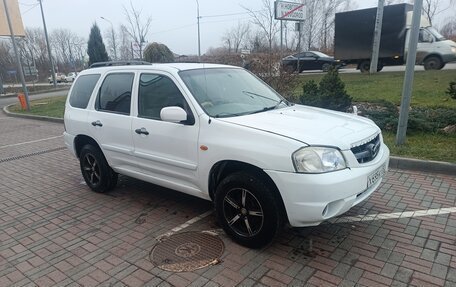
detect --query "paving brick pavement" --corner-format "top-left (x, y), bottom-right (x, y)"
top-left (1, 117), bottom-right (455, 287)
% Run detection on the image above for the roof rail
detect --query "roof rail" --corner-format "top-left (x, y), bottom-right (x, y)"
top-left (89, 61), bottom-right (152, 68)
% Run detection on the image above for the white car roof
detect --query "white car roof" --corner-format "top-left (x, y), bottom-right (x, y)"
top-left (80, 63), bottom-right (240, 75)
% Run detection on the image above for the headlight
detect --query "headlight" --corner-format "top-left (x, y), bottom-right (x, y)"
top-left (292, 146), bottom-right (346, 173)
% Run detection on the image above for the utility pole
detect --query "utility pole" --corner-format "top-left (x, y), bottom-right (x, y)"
top-left (396, 0), bottom-right (423, 145)
top-left (196, 0), bottom-right (201, 62)
top-left (101, 16), bottom-right (117, 61)
top-left (370, 0), bottom-right (384, 74)
top-left (3, 0), bottom-right (30, 110)
top-left (38, 0), bottom-right (56, 88)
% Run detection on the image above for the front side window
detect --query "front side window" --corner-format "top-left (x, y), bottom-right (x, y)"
top-left (138, 73), bottom-right (190, 120)
top-left (96, 73), bottom-right (134, 115)
top-left (69, 74), bottom-right (100, 109)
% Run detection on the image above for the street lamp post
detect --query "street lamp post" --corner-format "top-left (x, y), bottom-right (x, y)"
top-left (100, 16), bottom-right (117, 61)
top-left (196, 0), bottom-right (201, 62)
top-left (38, 0), bottom-right (56, 88)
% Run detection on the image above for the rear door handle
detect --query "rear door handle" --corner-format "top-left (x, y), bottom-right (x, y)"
top-left (91, 120), bottom-right (102, 127)
top-left (135, 127), bottom-right (149, 135)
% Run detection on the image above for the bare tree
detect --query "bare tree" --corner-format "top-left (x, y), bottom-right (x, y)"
top-left (422, 0), bottom-right (441, 25)
top-left (420, 0), bottom-right (455, 26)
top-left (441, 17), bottom-right (456, 41)
top-left (0, 40), bottom-right (15, 82)
top-left (118, 25), bottom-right (133, 60)
top-left (243, 0), bottom-right (279, 54)
top-left (50, 29), bottom-right (85, 72)
top-left (222, 21), bottom-right (250, 53)
top-left (123, 1), bottom-right (152, 60)
top-left (103, 26), bottom-right (118, 61)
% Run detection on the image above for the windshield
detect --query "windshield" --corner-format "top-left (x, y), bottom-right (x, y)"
top-left (179, 68), bottom-right (287, 118)
top-left (427, 27), bottom-right (446, 41)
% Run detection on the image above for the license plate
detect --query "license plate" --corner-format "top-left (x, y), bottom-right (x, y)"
top-left (367, 164), bottom-right (386, 188)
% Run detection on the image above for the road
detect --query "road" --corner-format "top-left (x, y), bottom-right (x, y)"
top-left (299, 62), bottom-right (456, 75)
top-left (0, 90), bottom-right (68, 109)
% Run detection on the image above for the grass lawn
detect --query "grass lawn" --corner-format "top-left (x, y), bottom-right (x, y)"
top-left (383, 132), bottom-right (456, 163)
top-left (294, 70), bottom-right (456, 108)
top-left (10, 96), bottom-right (67, 118)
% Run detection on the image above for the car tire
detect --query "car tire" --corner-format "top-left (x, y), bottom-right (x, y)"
top-left (359, 60), bottom-right (370, 73)
top-left (79, 144), bottom-right (118, 193)
top-left (283, 64), bottom-right (296, 73)
top-left (322, 63), bottom-right (331, 72)
top-left (424, 56), bottom-right (442, 70)
top-left (215, 172), bottom-right (283, 248)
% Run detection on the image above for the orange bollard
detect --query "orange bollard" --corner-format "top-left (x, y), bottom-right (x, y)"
top-left (17, 93), bottom-right (27, 110)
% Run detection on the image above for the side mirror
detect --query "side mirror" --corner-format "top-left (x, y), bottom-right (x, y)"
top-left (160, 106), bottom-right (191, 124)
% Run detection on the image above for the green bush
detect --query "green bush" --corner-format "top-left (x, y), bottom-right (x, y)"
top-left (144, 42), bottom-right (174, 63)
top-left (447, 81), bottom-right (456, 100)
top-left (359, 101), bottom-right (456, 133)
top-left (299, 68), bottom-right (352, 112)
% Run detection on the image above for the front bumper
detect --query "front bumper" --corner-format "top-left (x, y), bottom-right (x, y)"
top-left (265, 143), bottom-right (390, 227)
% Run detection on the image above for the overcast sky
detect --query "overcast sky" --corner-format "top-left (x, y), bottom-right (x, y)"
top-left (18, 0), bottom-right (455, 55)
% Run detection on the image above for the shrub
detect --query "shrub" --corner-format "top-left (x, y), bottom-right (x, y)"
top-left (447, 81), bottom-right (456, 99)
top-left (299, 67), bottom-right (352, 112)
top-left (144, 43), bottom-right (174, 63)
top-left (358, 101), bottom-right (456, 133)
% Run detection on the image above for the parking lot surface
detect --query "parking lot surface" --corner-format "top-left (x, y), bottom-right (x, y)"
top-left (1, 116), bottom-right (455, 287)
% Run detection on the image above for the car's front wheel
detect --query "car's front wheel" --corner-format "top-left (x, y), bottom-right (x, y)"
top-left (79, 145), bottom-right (117, 193)
top-left (215, 172), bottom-right (283, 248)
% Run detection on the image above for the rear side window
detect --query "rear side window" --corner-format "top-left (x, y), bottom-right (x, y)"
top-left (69, 74), bottom-right (100, 109)
top-left (96, 73), bottom-right (134, 115)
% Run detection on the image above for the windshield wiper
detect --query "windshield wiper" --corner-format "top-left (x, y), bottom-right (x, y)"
top-left (242, 90), bottom-right (277, 102)
top-left (248, 99), bottom-right (290, 115)
top-left (213, 112), bottom-right (243, 118)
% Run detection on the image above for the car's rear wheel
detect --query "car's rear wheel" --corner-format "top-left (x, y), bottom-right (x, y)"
top-left (215, 172), bottom-right (283, 248)
top-left (359, 60), bottom-right (370, 73)
top-left (79, 145), bottom-right (117, 193)
top-left (322, 63), bottom-right (331, 72)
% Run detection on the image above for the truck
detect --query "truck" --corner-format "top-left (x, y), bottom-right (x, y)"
top-left (334, 3), bottom-right (456, 72)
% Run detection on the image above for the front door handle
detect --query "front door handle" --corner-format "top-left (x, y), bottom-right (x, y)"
top-left (135, 127), bottom-right (149, 135)
top-left (91, 120), bottom-right (103, 127)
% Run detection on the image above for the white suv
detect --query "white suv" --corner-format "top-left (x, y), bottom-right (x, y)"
top-left (64, 63), bottom-right (389, 248)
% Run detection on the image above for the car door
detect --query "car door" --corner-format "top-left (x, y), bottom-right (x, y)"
top-left (304, 52), bottom-right (320, 70)
top-left (87, 72), bottom-right (138, 172)
top-left (131, 72), bottom-right (201, 195)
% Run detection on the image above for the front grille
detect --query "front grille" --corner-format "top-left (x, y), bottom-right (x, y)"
top-left (351, 134), bottom-right (381, 164)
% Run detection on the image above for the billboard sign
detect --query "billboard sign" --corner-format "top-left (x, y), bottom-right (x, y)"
top-left (0, 0), bottom-right (26, 37)
top-left (275, 1), bottom-right (306, 21)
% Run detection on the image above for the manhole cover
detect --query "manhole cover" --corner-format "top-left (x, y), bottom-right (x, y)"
top-left (150, 231), bottom-right (224, 272)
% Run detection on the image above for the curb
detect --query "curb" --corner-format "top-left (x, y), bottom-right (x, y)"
top-left (0, 87), bottom-right (70, 98)
top-left (2, 105), bottom-right (456, 175)
top-left (3, 104), bottom-right (63, 123)
top-left (389, 156), bottom-right (456, 176)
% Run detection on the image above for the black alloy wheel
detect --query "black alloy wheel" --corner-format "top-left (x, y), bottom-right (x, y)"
top-left (215, 172), bottom-right (283, 248)
top-left (79, 144), bottom-right (117, 193)
top-left (222, 188), bottom-right (264, 237)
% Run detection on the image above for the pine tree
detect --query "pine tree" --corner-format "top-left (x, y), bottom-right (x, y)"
top-left (87, 23), bottom-right (109, 66)
top-left (299, 67), bottom-right (352, 112)
top-left (318, 67), bottom-right (352, 111)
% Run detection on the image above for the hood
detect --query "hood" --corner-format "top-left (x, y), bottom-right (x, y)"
top-left (218, 105), bottom-right (380, 150)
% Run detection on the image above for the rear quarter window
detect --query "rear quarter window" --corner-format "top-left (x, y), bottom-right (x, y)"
top-left (69, 74), bottom-right (101, 109)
